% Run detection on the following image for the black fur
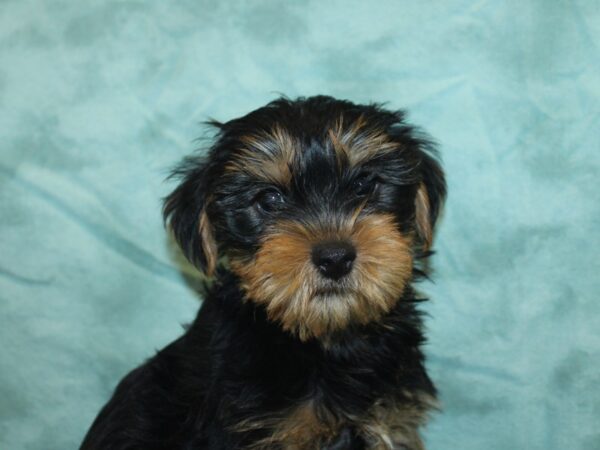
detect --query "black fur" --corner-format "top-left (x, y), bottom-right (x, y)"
top-left (80, 96), bottom-right (446, 449)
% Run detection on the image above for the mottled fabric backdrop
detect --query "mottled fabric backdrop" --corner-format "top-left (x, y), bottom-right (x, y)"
top-left (1, 1), bottom-right (598, 449)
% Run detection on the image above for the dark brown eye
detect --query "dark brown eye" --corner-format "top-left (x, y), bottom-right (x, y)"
top-left (352, 174), bottom-right (377, 197)
top-left (255, 189), bottom-right (284, 213)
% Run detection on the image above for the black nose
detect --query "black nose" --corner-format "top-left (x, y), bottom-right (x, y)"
top-left (311, 241), bottom-right (356, 281)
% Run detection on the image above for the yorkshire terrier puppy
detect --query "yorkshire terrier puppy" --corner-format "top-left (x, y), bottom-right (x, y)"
top-left (81, 96), bottom-right (446, 450)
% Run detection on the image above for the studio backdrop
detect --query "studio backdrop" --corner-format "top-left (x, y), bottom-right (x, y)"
top-left (0, 1), bottom-right (598, 449)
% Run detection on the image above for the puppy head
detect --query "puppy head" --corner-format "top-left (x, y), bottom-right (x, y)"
top-left (164, 96), bottom-right (446, 340)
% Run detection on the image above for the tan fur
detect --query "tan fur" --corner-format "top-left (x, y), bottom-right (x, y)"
top-left (414, 183), bottom-right (432, 251)
top-left (230, 213), bottom-right (413, 341)
top-left (328, 115), bottom-right (401, 167)
top-left (232, 392), bottom-right (436, 450)
top-left (225, 125), bottom-right (296, 186)
top-left (199, 208), bottom-right (218, 276)
top-left (236, 402), bottom-right (339, 450)
top-left (226, 118), bottom-right (401, 185)
top-left (359, 392), bottom-right (438, 450)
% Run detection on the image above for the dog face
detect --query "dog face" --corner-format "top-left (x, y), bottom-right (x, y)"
top-left (164, 96), bottom-right (445, 340)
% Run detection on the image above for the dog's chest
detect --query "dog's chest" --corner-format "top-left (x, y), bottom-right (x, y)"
top-left (217, 302), bottom-right (433, 448)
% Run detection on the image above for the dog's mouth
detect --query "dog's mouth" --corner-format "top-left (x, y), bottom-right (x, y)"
top-left (313, 287), bottom-right (348, 298)
top-left (311, 275), bottom-right (354, 297)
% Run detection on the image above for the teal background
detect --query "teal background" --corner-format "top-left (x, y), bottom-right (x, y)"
top-left (1, 1), bottom-right (599, 448)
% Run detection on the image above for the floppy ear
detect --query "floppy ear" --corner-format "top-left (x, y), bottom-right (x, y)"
top-left (414, 151), bottom-right (446, 251)
top-left (163, 156), bottom-right (218, 276)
